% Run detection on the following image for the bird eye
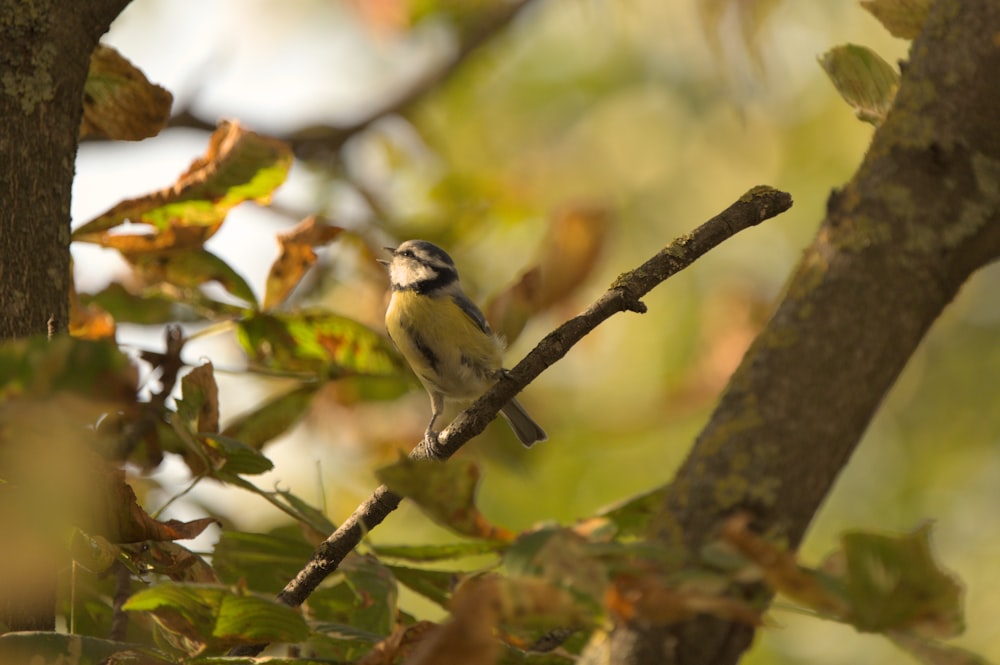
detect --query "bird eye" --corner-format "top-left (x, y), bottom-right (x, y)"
top-left (400, 249), bottom-right (413, 258)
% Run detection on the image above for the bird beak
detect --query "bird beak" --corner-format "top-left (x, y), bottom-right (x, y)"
top-left (376, 246), bottom-right (395, 267)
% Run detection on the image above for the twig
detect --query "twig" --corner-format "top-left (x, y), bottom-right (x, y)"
top-left (226, 186), bottom-right (793, 658)
top-left (114, 325), bottom-right (186, 461)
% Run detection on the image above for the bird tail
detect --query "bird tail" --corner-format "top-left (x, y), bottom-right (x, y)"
top-left (499, 398), bottom-right (547, 447)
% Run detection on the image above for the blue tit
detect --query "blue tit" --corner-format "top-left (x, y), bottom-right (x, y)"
top-left (380, 239), bottom-right (546, 447)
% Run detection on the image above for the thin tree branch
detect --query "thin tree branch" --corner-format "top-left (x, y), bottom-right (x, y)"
top-left (114, 325), bottom-right (185, 461)
top-left (227, 185), bottom-right (793, 658)
top-left (146, 0), bottom-right (540, 161)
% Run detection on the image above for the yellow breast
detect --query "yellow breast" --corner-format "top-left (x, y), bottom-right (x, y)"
top-left (386, 290), bottom-right (503, 399)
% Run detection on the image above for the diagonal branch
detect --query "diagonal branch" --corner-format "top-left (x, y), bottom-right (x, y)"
top-left (227, 185), bottom-right (793, 658)
top-left (155, 0), bottom-right (541, 161)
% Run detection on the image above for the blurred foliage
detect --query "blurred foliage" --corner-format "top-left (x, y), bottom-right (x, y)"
top-left (2, 0), bottom-right (996, 663)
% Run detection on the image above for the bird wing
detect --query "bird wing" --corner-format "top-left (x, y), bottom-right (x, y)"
top-left (452, 294), bottom-right (492, 335)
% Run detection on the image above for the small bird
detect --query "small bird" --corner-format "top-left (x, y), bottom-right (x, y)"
top-left (380, 239), bottom-right (546, 447)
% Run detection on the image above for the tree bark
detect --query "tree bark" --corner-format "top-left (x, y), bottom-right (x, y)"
top-left (606, 0), bottom-right (1000, 662)
top-left (0, 0), bottom-right (133, 630)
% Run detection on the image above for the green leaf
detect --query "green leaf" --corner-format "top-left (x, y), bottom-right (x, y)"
top-left (375, 456), bottom-right (514, 541)
top-left (222, 384), bottom-right (319, 450)
top-left (236, 310), bottom-right (400, 378)
top-left (127, 248), bottom-right (257, 307)
top-left (213, 529), bottom-right (315, 594)
top-left (861, 0), bottom-right (930, 40)
top-left (840, 524), bottom-right (963, 637)
top-left (889, 631), bottom-right (993, 665)
top-left (79, 282), bottom-right (197, 324)
top-left (193, 657), bottom-right (338, 665)
top-left (503, 527), bottom-right (608, 603)
top-left (276, 488), bottom-right (337, 536)
top-left (203, 435), bottom-right (275, 476)
top-left (373, 540), bottom-right (506, 562)
top-left (387, 565), bottom-right (456, 608)
top-left (0, 632), bottom-right (172, 665)
top-left (215, 593), bottom-right (309, 643)
top-left (306, 622), bottom-right (385, 662)
top-left (124, 582), bottom-right (309, 649)
top-left (598, 486), bottom-right (668, 539)
top-left (341, 554), bottom-right (398, 636)
top-left (0, 335), bottom-right (136, 402)
top-left (214, 474), bottom-right (335, 537)
top-left (819, 44), bottom-right (900, 126)
top-left (306, 554), bottom-right (398, 636)
top-left (75, 121), bottom-right (292, 243)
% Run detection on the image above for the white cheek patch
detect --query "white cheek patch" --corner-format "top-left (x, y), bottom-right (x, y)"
top-left (391, 258), bottom-right (436, 287)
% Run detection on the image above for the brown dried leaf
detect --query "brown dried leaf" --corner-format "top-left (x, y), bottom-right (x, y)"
top-left (81, 44), bottom-right (173, 141)
top-left (74, 120), bottom-right (292, 246)
top-left (180, 362), bottom-right (220, 434)
top-left (356, 620), bottom-right (436, 665)
top-left (404, 576), bottom-right (504, 665)
top-left (94, 464), bottom-right (218, 543)
top-left (606, 573), bottom-right (762, 626)
top-left (722, 512), bottom-right (849, 616)
top-left (264, 216), bottom-right (344, 310)
top-left (487, 203), bottom-right (610, 343)
top-left (121, 541), bottom-right (220, 583)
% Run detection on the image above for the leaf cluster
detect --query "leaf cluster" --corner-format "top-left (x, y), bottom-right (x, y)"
top-left (2, 1), bottom-right (992, 664)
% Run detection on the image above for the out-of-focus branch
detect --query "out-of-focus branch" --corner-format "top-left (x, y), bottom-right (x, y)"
top-left (154, 0), bottom-right (540, 161)
top-left (605, 1), bottom-right (1000, 663)
top-left (226, 186), bottom-right (793, 658)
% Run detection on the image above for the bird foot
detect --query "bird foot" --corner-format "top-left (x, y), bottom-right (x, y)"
top-left (423, 428), bottom-right (441, 450)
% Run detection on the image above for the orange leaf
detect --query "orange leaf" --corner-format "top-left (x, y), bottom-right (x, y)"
top-left (487, 203), bottom-right (610, 343)
top-left (263, 216), bottom-right (344, 310)
top-left (69, 267), bottom-right (117, 340)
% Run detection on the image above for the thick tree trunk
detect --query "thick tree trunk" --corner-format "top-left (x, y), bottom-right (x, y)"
top-left (605, 0), bottom-right (1000, 662)
top-left (0, 0), bottom-right (133, 630)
